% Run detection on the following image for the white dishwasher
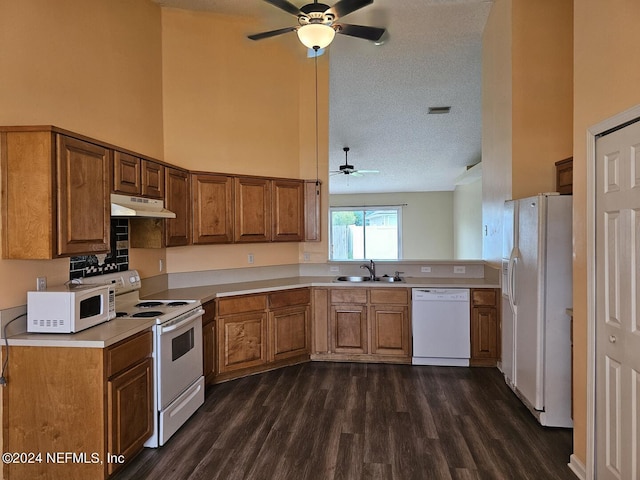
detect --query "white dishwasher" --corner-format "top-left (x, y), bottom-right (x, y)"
top-left (412, 288), bottom-right (470, 366)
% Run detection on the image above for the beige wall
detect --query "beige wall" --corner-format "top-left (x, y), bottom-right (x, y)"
top-left (330, 192), bottom-right (454, 259)
top-left (481, 0), bottom-right (512, 265)
top-left (160, 8), bottom-right (329, 273)
top-left (572, 0), bottom-right (640, 465)
top-left (453, 179), bottom-right (483, 259)
top-left (0, 0), bottom-right (164, 310)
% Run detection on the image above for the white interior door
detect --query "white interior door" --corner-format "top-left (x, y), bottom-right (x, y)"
top-left (596, 120), bottom-right (640, 479)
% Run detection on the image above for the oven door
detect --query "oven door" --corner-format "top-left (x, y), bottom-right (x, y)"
top-left (156, 308), bottom-right (204, 410)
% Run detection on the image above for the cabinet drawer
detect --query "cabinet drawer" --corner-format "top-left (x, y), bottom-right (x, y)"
top-left (106, 330), bottom-right (153, 378)
top-left (217, 294), bottom-right (267, 316)
top-left (472, 289), bottom-right (497, 307)
top-left (370, 288), bottom-right (409, 305)
top-left (330, 288), bottom-right (367, 304)
top-left (269, 288), bottom-right (310, 309)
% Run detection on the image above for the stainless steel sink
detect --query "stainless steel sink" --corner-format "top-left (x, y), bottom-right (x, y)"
top-left (334, 275), bottom-right (404, 283)
top-left (334, 276), bottom-right (372, 282)
top-left (374, 276), bottom-right (404, 283)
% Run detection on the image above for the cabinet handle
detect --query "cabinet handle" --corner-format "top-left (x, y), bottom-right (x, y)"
top-left (609, 335), bottom-right (616, 343)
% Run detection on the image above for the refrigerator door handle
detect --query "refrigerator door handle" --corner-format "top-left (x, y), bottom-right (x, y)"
top-left (507, 248), bottom-right (519, 311)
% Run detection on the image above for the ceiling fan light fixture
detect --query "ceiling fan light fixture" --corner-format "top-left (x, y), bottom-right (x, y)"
top-left (297, 23), bottom-right (336, 49)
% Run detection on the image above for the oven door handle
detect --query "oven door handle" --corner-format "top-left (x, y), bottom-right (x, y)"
top-left (160, 308), bottom-right (205, 334)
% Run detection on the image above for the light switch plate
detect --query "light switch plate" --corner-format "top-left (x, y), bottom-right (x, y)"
top-left (421, 266), bottom-right (432, 273)
top-left (453, 266), bottom-right (466, 274)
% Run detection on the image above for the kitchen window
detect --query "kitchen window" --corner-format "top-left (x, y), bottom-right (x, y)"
top-left (330, 207), bottom-right (402, 260)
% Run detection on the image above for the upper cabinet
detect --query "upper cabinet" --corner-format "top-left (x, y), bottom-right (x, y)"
top-left (1, 127), bottom-right (111, 259)
top-left (234, 176), bottom-right (272, 243)
top-left (113, 152), bottom-right (164, 199)
top-left (192, 173), bottom-right (234, 244)
top-left (271, 179), bottom-right (304, 242)
top-left (165, 167), bottom-right (191, 247)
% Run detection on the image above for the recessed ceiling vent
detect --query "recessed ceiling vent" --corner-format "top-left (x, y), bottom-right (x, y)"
top-left (428, 106), bottom-right (451, 114)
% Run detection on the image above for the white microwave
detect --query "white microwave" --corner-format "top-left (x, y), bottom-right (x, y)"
top-left (27, 284), bottom-right (116, 333)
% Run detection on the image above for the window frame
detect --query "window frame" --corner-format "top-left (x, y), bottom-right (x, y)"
top-left (329, 205), bottom-right (403, 260)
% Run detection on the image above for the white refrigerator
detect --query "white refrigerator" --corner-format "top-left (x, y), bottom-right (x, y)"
top-left (502, 193), bottom-right (573, 428)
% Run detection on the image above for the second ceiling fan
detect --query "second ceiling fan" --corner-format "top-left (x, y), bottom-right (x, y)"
top-left (248, 0), bottom-right (386, 49)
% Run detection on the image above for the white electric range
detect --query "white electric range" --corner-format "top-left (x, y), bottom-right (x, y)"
top-left (82, 270), bottom-right (205, 447)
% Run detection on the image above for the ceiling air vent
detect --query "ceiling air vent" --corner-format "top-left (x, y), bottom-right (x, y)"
top-left (428, 106), bottom-right (451, 114)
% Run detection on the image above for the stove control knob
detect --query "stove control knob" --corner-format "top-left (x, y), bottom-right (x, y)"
top-left (130, 275), bottom-right (137, 284)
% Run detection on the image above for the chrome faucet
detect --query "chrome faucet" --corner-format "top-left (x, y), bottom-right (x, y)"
top-left (360, 260), bottom-right (376, 280)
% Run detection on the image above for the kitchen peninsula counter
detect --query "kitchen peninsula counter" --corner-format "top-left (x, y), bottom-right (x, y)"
top-left (144, 275), bottom-right (501, 304)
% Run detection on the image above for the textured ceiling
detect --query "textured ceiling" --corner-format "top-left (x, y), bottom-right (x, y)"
top-left (152, 0), bottom-right (493, 194)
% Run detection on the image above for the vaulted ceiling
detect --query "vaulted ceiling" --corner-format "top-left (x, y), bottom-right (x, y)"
top-left (153, 0), bottom-right (492, 194)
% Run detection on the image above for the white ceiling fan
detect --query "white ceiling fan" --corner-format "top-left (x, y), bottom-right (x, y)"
top-left (330, 147), bottom-right (379, 176)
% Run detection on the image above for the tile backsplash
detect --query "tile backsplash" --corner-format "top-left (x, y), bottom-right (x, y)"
top-left (69, 219), bottom-right (129, 280)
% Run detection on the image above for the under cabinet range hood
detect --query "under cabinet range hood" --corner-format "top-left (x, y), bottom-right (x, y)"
top-left (110, 193), bottom-right (176, 219)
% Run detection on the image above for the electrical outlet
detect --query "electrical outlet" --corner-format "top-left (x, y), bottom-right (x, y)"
top-left (248, 253), bottom-right (254, 264)
top-left (36, 277), bottom-right (47, 291)
top-left (330, 266), bottom-right (340, 272)
top-left (303, 252), bottom-right (311, 262)
top-left (453, 266), bottom-right (466, 274)
top-left (421, 266), bottom-right (432, 273)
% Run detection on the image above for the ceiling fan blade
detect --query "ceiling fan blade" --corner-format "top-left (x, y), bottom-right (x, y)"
top-left (248, 26), bottom-right (297, 41)
top-left (350, 172), bottom-right (364, 177)
top-left (326, 0), bottom-right (373, 18)
top-left (263, 0), bottom-right (303, 16)
top-left (356, 169), bottom-right (379, 174)
top-left (336, 23), bottom-right (385, 42)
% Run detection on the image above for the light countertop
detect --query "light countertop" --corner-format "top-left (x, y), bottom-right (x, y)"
top-left (7, 276), bottom-right (500, 348)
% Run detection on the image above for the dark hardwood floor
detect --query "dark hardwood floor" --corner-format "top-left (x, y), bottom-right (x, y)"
top-left (114, 363), bottom-right (574, 480)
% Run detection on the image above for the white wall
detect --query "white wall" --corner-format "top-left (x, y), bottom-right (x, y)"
top-left (330, 192), bottom-right (454, 259)
top-left (453, 179), bottom-right (483, 259)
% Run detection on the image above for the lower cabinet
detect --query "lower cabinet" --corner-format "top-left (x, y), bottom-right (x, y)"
top-left (317, 287), bottom-right (411, 363)
top-left (470, 288), bottom-right (500, 366)
top-left (214, 289), bottom-right (310, 382)
top-left (2, 330), bottom-right (153, 480)
top-left (202, 300), bottom-right (216, 385)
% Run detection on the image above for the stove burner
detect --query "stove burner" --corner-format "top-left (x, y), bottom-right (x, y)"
top-left (131, 311), bottom-right (164, 318)
top-left (167, 301), bottom-right (188, 307)
top-left (115, 312), bottom-right (128, 318)
top-left (136, 301), bottom-right (164, 308)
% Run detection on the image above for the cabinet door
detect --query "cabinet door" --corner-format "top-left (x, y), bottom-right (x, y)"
top-left (269, 305), bottom-right (310, 362)
top-left (330, 305), bottom-right (368, 355)
top-left (272, 179), bottom-right (304, 242)
top-left (141, 160), bottom-right (164, 199)
top-left (304, 180), bottom-right (321, 242)
top-left (107, 358), bottom-right (153, 476)
top-left (471, 306), bottom-right (499, 363)
top-left (192, 173), bottom-right (234, 244)
top-left (56, 135), bottom-right (111, 256)
top-left (113, 151), bottom-right (141, 195)
top-left (370, 305), bottom-right (410, 356)
top-left (217, 312), bottom-right (267, 373)
top-left (234, 176), bottom-right (271, 242)
top-left (165, 167), bottom-right (191, 247)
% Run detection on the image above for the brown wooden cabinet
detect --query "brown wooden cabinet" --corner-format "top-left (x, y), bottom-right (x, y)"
top-left (271, 179), bottom-right (304, 242)
top-left (214, 289), bottom-right (311, 382)
top-left (555, 157), bottom-right (573, 195)
top-left (165, 167), bottom-right (191, 247)
top-left (192, 173), bottom-right (234, 244)
top-left (304, 180), bottom-right (321, 242)
top-left (113, 151), bottom-right (141, 195)
top-left (2, 330), bottom-right (153, 480)
top-left (1, 127), bottom-right (112, 259)
top-left (234, 176), bottom-right (272, 243)
top-left (470, 288), bottom-right (500, 366)
top-left (319, 287), bottom-right (411, 363)
top-left (141, 159), bottom-right (164, 199)
top-left (202, 300), bottom-right (216, 385)
top-left (268, 289), bottom-right (311, 362)
top-left (113, 152), bottom-right (164, 199)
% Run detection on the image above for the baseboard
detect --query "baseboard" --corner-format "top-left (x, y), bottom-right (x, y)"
top-left (568, 454), bottom-right (586, 480)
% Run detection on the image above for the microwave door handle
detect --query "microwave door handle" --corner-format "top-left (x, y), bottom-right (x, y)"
top-left (160, 308), bottom-right (204, 334)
